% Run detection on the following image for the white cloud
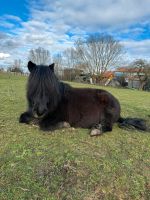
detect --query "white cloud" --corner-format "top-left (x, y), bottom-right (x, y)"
top-left (0, 21), bottom-right (15, 29)
top-left (31, 0), bottom-right (150, 30)
top-left (121, 39), bottom-right (150, 60)
top-left (0, 14), bottom-right (22, 29)
top-left (0, 53), bottom-right (10, 59)
top-left (3, 14), bottom-right (22, 22)
top-left (0, 0), bottom-right (150, 67)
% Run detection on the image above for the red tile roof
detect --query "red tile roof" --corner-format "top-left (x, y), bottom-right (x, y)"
top-left (115, 67), bottom-right (144, 73)
top-left (102, 71), bottom-right (114, 78)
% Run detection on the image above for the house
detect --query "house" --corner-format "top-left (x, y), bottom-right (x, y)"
top-left (114, 67), bottom-right (146, 89)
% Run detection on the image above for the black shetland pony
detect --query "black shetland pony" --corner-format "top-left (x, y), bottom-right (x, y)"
top-left (19, 61), bottom-right (147, 136)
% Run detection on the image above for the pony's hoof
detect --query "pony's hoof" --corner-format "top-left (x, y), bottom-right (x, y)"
top-left (57, 121), bottom-right (71, 128)
top-left (90, 129), bottom-right (103, 136)
top-left (63, 122), bottom-right (71, 128)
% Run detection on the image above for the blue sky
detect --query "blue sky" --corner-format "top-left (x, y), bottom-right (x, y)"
top-left (0, 0), bottom-right (150, 67)
top-left (0, 0), bottom-right (28, 21)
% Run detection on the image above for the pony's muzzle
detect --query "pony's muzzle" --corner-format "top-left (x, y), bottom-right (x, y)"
top-left (33, 108), bottom-right (47, 118)
top-left (38, 108), bottom-right (47, 116)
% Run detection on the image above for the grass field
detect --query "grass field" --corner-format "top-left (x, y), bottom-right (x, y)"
top-left (0, 73), bottom-right (150, 200)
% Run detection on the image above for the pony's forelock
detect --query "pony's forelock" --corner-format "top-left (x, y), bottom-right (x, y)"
top-left (27, 65), bottom-right (61, 113)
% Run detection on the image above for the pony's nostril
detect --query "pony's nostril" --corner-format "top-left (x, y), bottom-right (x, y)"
top-left (37, 109), bottom-right (46, 116)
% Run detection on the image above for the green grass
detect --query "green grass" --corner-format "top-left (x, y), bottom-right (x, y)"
top-left (0, 72), bottom-right (150, 200)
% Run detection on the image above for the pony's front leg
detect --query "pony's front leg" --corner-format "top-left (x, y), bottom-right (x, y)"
top-left (39, 117), bottom-right (70, 131)
top-left (19, 111), bottom-right (33, 124)
top-left (39, 113), bottom-right (70, 131)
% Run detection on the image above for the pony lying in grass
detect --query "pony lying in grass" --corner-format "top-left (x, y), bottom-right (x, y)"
top-left (19, 61), bottom-right (147, 136)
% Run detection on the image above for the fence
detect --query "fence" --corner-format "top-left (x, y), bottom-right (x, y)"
top-left (0, 71), bottom-right (29, 76)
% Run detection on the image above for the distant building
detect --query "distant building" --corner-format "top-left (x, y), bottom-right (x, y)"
top-left (114, 67), bottom-right (146, 89)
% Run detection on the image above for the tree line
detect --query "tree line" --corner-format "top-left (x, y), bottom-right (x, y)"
top-left (6, 34), bottom-right (123, 74)
top-left (3, 33), bottom-right (149, 90)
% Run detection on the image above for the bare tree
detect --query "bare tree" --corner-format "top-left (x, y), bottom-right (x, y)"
top-left (7, 59), bottom-right (23, 73)
top-left (28, 47), bottom-right (51, 65)
top-left (75, 63), bottom-right (89, 71)
top-left (75, 34), bottom-right (123, 74)
top-left (63, 48), bottom-right (79, 80)
top-left (63, 48), bottom-right (77, 69)
top-left (52, 53), bottom-right (63, 77)
top-left (14, 59), bottom-right (22, 68)
top-left (0, 67), bottom-right (4, 72)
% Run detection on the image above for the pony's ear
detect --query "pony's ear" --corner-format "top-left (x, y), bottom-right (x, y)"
top-left (49, 63), bottom-right (55, 72)
top-left (28, 61), bottom-right (36, 72)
